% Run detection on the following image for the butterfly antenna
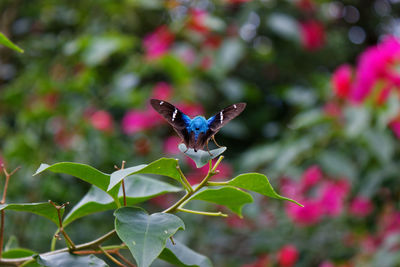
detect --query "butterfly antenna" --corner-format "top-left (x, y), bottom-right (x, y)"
top-left (212, 135), bottom-right (223, 148)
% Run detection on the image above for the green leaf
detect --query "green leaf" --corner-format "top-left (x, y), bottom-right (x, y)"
top-left (36, 252), bottom-right (108, 267)
top-left (114, 207), bottom-right (185, 267)
top-left (108, 158), bottom-right (181, 191)
top-left (0, 202), bottom-right (64, 226)
top-left (159, 239), bottom-right (213, 267)
top-left (178, 144), bottom-right (226, 168)
top-left (188, 186), bottom-right (253, 217)
top-left (63, 175), bottom-right (182, 226)
top-left (34, 162), bottom-right (119, 201)
top-left (290, 109), bottom-right (326, 129)
top-left (0, 32), bottom-right (24, 53)
top-left (226, 173), bottom-right (303, 207)
top-left (2, 248), bottom-right (36, 258)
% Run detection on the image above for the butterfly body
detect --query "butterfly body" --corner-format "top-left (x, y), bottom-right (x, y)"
top-left (150, 99), bottom-right (246, 153)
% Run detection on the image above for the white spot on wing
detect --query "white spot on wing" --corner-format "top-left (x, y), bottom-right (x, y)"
top-left (172, 109), bottom-right (178, 121)
top-left (160, 101), bottom-right (164, 105)
top-left (233, 104), bottom-right (237, 109)
top-left (220, 111), bottom-right (223, 124)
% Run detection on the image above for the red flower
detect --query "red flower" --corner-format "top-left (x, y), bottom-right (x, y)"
top-left (317, 179), bottom-right (350, 217)
top-left (143, 26), bottom-right (174, 60)
top-left (277, 245), bottom-right (299, 267)
top-left (90, 110), bottom-right (113, 132)
top-left (299, 20), bottom-right (325, 51)
top-left (332, 64), bottom-right (353, 99)
top-left (122, 110), bottom-right (160, 134)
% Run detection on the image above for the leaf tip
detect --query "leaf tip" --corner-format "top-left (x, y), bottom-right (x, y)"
top-left (33, 163), bottom-right (50, 176)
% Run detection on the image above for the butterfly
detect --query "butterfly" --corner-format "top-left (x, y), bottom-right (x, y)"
top-left (150, 99), bottom-right (246, 154)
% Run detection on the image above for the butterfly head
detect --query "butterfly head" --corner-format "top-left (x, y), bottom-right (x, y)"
top-left (187, 116), bottom-right (208, 141)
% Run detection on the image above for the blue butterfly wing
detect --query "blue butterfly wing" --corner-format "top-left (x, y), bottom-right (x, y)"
top-left (150, 99), bottom-right (192, 146)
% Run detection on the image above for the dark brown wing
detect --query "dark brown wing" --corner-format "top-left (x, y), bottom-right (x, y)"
top-left (207, 103), bottom-right (246, 133)
top-left (150, 99), bottom-right (192, 146)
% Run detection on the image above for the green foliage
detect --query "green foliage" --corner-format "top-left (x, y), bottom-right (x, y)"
top-left (114, 207), bottom-right (185, 267)
top-left (0, 203), bottom-right (64, 226)
top-left (36, 253), bottom-right (108, 267)
top-left (189, 186), bottom-right (253, 217)
top-left (0, 32), bottom-right (23, 53)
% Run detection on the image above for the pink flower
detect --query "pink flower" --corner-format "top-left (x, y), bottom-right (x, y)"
top-left (332, 64), bottom-right (353, 99)
top-left (389, 119), bottom-right (400, 139)
top-left (299, 20), bottom-right (325, 51)
top-left (143, 26), bottom-right (174, 60)
top-left (349, 196), bottom-right (373, 218)
top-left (151, 82), bottom-right (173, 100)
top-left (296, 0), bottom-right (315, 12)
top-left (90, 110), bottom-right (113, 132)
top-left (277, 245), bottom-right (299, 267)
top-left (300, 165), bottom-right (322, 191)
top-left (286, 199), bottom-right (323, 226)
top-left (318, 179), bottom-right (350, 217)
top-left (350, 36), bottom-right (400, 103)
top-left (163, 136), bottom-right (181, 155)
top-left (122, 110), bottom-right (159, 134)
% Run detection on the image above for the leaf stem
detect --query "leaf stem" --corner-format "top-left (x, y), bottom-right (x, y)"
top-left (0, 165), bottom-right (20, 259)
top-left (116, 251), bottom-right (136, 267)
top-left (0, 229), bottom-right (117, 266)
top-left (176, 162), bottom-right (193, 192)
top-left (99, 246), bottom-right (125, 267)
top-left (206, 181), bottom-right (228, 186)
top-left (49, 200), bottom-right (76, 250)
top-left (176, 208), bottom-right (228, 217)
top-left (163, 156), bottom-right (224, 213)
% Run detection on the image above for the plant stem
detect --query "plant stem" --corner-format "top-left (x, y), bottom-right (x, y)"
top-left (116, 251), bottom-right (136, 267)
top-left (177, 208), bottom-right (228, 217)
top-left (0, 165), bottom-right (20, 259)
top-left (49, 200), bottom-right (76, 250)
top-left (99, 246), bottom-right (125, 267)
top-left (163, 156), bottom-right (224, 214)
top-left (206, 181), bottom-right (228, 186)
top-left (176, 163), bottom-right (193, 192)
top-left (0, 229), bottom-right (117, 266)
top-left (121, 161), bottom-right (127, 206)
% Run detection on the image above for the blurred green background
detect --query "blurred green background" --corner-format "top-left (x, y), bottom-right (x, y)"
top-left (1, 0), bottom-right (400, 266)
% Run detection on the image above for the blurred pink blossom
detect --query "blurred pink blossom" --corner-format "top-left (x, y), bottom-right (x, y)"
top-left (332, 64), bottom-right (353, 99)
top-left (350, 36), bottom-right (400, 103)
top-left (299, 20), bottom-right (325, 51)
top-left (143, 26), bottom-right (174, 60)
top-left (286, 199), bottom-right (324, 225)
top-left (90, 110), bottom-right (113, 132)
top-left (349, 196), bottom-right (373, 218)
top-left (176, 102), bottom-right (205, 118)
top-left (318, 179), bottom-right (350, 217)
top-left (122, 110), bottom-right (159, 134)
top-left (277, 245), bottom-right (299, 267)
top-left (163, 136), bottom-right (181, 155)
top-left (151, 82), bottom-right (173, 100)
top-left (389, 118), bottom-right (400, 139)
top-left (300, 165), bottom-right (322, 191)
